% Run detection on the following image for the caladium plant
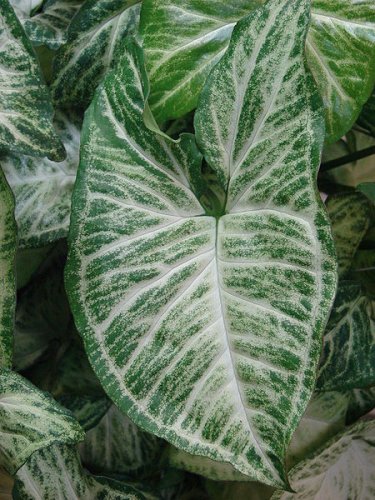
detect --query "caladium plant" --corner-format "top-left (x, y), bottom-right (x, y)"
top-left (1, 0), bottom-right (375, 497)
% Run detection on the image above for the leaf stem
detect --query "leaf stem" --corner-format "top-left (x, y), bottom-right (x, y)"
top-left (320, 146), bottom-right (375, 172)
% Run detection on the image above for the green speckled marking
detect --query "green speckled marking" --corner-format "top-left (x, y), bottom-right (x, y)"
top-left (317, 281), bottom-right (375, 391)
top-left (52, 0), bottom-right (140, 111)
top-left (2, 113), bottom-right (80, 248)
top-left (141, 0), bottom-right (375, 142)
top-left (0, 168), bottom-right (16, 368)
top-left (14, 444), bottom-right (146, 499)
top-left (326, 192), bottom-right (371, 277)
top-left (0, 369), bottom-right (84, 475)
top-left (272, 420), bottom-right (375, 499)
top-left (66, 0), bottom-right (337, 488)
top-left (0, 0), bottom-right (64, 160)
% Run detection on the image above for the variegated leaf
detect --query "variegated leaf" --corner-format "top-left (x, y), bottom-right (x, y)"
top-left (350, 249), bottom-right (375, 299)
top-left (16, 243), bottom-right (54, 289)
top-left (9, 0), bottom-right (43, 19)
top-left (0, 0), bottom-right (64, 160)
top-left (141, 0), bottom-right (375, 143)
top-left (59, 395), bottom-right (111, 431)
top-left (2, 113), bottom-right (80, 248)
top-left (0, 168), bottom-right (16, 368)
top-left (13, 444), bottom-right (146, 499)
top-left (346, 386), bottom-right (375, 424)
top-left (23, 0), bottom-right (83, 50)
top-left (51, 0), bottom-right (141, 111)
top-left (79, 404), bottom-right (164, 476)
top-left (0, 369), bottom-right (84, 475)
top-left (66, 0), bottom-right (336, 487)
top-left (317, 281), bottom-right (375, 391)
top-left (167, 391), bottom-right (348, 479)
top-left (358, 88), bottom-right (375, 136)
top-left (286, 391), bottom-right (348, 468)
top-left (326, 192), bottom-right (371, 277)
top-left (271, 420), bottom-right (375, 499)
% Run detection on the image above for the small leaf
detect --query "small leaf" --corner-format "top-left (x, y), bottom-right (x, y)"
top-left (23, 0), bottom-right (83, 50)
top-left (0, 168), bottom-right (16, 368)
top-left (13, 444), bottom-right (147, 499)
top-left (0, 369), bottom-right (84, 475)
top-left (79, 404), bottom-right (164, 476)
top-left (326, 192), bottom-right (371, 276)
top-left (66, 0), bottom-right (336, 487)
top-left (58, 395), bottom-right (111, 431)
top-left (51, 0), bottom-right (141, 111)
top-left (0, 0), bottom-right (65, 160)
top-left (358, 182), bottom-right (375, 203)
top-left (346, 386), bottom-right (375, 424)
top-left (317, 281), bottom-right (375, 391)
top-left (2, 113), bottom-right (80, 248)
top-left (271, 420), bottom-right (375, 499)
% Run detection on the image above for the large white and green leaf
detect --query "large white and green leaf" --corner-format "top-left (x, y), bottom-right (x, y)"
top-left (141, 0), bottom-right (375, 142)
top-left (326, 192), bottom-right (371, 277)
top-left (2, 113), bottom-right (80, 248)
top-left (66, 0), bottom-right (336, 487)
top-left (79, 404), bottom-right (164, 476)
top-left (13, 444), bottom-right (146, 499)
top-left (271, 420), bottom-right (375, 499)
top-left (0, 0), bottom-right (64, 160)
top-left (23, 0), bottom-right (83, 50)
top-left (51, 0), bottom-right (141, 111)
top-left (167, 391), bottom-right (348, 480)
top-left (0, 168), bottom-right (16, 368)
top-left (0, 369), bottom-right (84, 475)
top-left (317, 281), bottom-right (375, 391)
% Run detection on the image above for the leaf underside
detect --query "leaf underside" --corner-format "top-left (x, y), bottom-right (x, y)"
top-left (67, 0), bottom-right (337, 488)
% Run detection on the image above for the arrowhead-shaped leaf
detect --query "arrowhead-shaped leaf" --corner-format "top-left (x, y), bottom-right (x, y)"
top-left (13, 444), bottom-right (147, 499)
top-left (66, 1), bottom-right (336, 487)
top-left (317, 281), bottom-right (375, 391)
top-left (141, 0), bottom-right (375, 143)
top-left (51, 0), bottom-right (141, 111)
top-left (0, 168), bottom-right (16, 368)
top-left (271, 420), bottom-right (375, 499)
top-left (0, 369), bottom-right (84, 475)
top-left (0, 0), bottom-right (64, 160)
top-left (2, 113), bottom-right (80, 248)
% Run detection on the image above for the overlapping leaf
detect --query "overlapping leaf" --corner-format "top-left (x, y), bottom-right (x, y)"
top-left (326, 192), bottom-right (371, 276)
top-left (0, 369), bottom-right (84, 475)
top-left (271, 420), bottom-right (375, 499)
top-left (0, 0), bottom-right (64, 160)
top-left (2, 113), bottom-right (80, 248)
top-left (52, 0), bottom-right (141, 111)
top-left (24, 0), bottom-right (83, 49)
top-left (66, 0), bottom-right (336, 487)
top-left (346, 386), bottom-right (375, 423)
top-left (13, 444), bottom-right (146, 499)
top-left (317, 281), bottom-right (375, 391)
top-left (79, 404), bottom-right (163, 476)
top-left (0, 168), bottom-right (16, 368)
top-left (141, 0), bottom-right (375, 142)
top-left (59, 395), bottom-right (111, 431)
